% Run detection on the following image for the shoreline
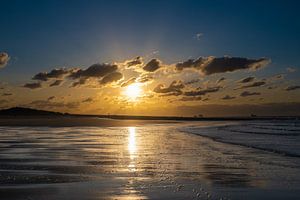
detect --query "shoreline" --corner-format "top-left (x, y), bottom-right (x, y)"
top-left (0, 116), bottom-right (182, 127)
top-left (0, 115), bottom-right (298, 127)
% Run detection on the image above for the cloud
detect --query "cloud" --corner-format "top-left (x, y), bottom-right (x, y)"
top-left (217, 77), bottom-right (226, 84)
top-left (176, 58), bottom-right (204, 71)
top-left (2, 93), bottom-right (12, 96)
top-left (273, 74), bottom-right (284, 79)
top-left (143, 59), bottom-right (162, 72)
top-left (33, 68), bottom-right (70, 81)
top-left (222, 95), bottom-right (236, 100)
top-left (69, 63), bottom-right (118, 79)
top-left (185, 79), bottom-right (200, 85)
top-left (238, 76), bottom-right (255, 83)
top-left (285, 85), bottom-right (300, 91)
top-left (238, 81), bottom-right (266, 89)
top-left (23, 82), bottom-right (42, 89)
top-left (176, 56), bottom-right (270, 75)
top-left (0, 99), bottom-right (8, 104)
top-left (184, 86), bottom-right (221, 96)
top-left (28, 100), bottom-right (80, 109)
top-left (66, 63), bottom-right (122, 87)
top-left (179, 96), bottom-right (202, 101)
top-left (153, 80), bottom-right (184, 96)
top-left (71, 78), bottom-right (87, 87)
top-left (121, 77), bottom-right (136, 87)
top-left (49, 80), bottom-right (63, 87)
top-left (176, 102), bottom-right (300, 117)
top-left (195, 33), bottom-right (203, 40)
top-left (82, 97), bottom-right (94, 103)
top-left (137, 74), bottom-right (153, 83)
top-left (287, 67), bottom-right (296, 73)
top-left (47, 96), bottom-right (55, 101)
top-left (0, 52), bottom-right (10, 68)
top-left (125, 56), bottom-right (143, 68)
top-left (240, 91), bottom-right (261, 97)
top-left (30, 62), bottom-right (122, 88)
top-left (100, 72), bottom-right (123, 85)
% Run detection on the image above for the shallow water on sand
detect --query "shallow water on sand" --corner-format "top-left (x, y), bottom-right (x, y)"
top-left (0, 121), bottom-right (299, 199)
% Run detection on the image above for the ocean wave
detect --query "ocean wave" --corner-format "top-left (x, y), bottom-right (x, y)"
top-left (180, 121), bottom-right (300, 158)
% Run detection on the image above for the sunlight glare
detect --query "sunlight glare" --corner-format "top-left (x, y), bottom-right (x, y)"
top-left (125, 83), bottom-right (141, 100)
top-left (128, 127), bottom-right (136, 157)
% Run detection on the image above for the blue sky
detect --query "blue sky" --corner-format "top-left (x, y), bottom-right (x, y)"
top-left (1, 0), bottom-right (300, 83)
top-left (0, 0), bottom-right (300, 116)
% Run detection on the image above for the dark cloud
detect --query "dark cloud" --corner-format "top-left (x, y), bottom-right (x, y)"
top-left (239, 81), bottom-right (266, 89)
top-left (285, 85), bottom-right (300, 91)
top-left (49, 80), bottom-right (63, 87)
top-left (71, 78), bottom-right (87, 87)
top-left (274, 74), bottom-right (284, 79)
top-left (143, 59), bottom-right (162, 72)
top-left (240, 91), bottom-right (261, 97)
top-left (137, 74), bottom-right (153, 83)
top-left (202, 57), bottom-right (269, 75)
top-left (23, 82), bottom-right (42, 89)
top-left (184, 86), bottom-right (222, 96)
top-left (238, 76), bottom-right (255, 83)
top-left (179, 96), bottom-right (202, 101)
top-left (126, 56), bottom-right (143, 68)
top-left (47, 96), bottom-right (55, 101)
top-left (121, 77), bottom-right (136, 87)
top-left (100, 72), bottom-right (123, 85)
top-left (0, 52), bottom-right (10, 68)
top-left (153, 80), bottom-right (184, 96)
top-left (175, 57), bottom-right (204, 71)
top-left (33, 68), bottom-right (70, 81)
top-left (185, 79), bottom-right (200, 85)
top-left (69, 63), bottom-right (118, 79)
top-left (222, 95), bottom-right (236, 100)
top-left (176, 56), bottom-right (270, 75)
top-left (217, 77), bottom-right (226, 84)
top-left (2, 93), bottom-right (12, 96)
top-left (82, 97), bottom-right (94, 103)
top-left (30, 63), bottom-right (121, 88)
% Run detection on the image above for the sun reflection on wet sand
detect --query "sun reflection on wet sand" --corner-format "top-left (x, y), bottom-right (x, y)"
top-left (128, 127), bottom-right (137, 172)
top-left (0, 123), bottom-right (298, 200)
top-left (128, 127), bottom-right (137, 156)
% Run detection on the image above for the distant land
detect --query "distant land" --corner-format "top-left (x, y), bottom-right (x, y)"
top-left (0, 107), bottom-right (67, 116)
top-left (0, 107), bottom-right (298, 121)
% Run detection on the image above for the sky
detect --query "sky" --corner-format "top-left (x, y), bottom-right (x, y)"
top-left (0, 0), bottom-right (300, 116)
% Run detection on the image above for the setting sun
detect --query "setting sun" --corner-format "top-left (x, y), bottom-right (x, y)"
top-left (125, 83), bottom-right (142, 100)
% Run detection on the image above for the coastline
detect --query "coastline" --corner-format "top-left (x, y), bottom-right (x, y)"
top-left (0, 116), bottom-right (181, 127)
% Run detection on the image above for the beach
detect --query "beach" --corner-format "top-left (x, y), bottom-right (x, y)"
top-left (0, 119), bottom-right (299, 199)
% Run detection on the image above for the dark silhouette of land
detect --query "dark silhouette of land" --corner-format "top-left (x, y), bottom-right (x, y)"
top-left (0, 107), bottom-right (66, 116)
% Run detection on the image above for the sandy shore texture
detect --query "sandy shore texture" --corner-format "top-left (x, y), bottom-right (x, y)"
top-left (0, 121), bottom-right (299, 199)
top-left (0, 116), bottom-right (180, 127)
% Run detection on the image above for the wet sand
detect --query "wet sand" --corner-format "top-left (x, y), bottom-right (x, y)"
top-left (0, 122), bottom-right (299, 199)
top-left (0, 116), bottom-right (179, 127)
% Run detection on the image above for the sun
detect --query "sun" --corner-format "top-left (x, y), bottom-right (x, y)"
top-left (125, 83), bottom-right (142, 100)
